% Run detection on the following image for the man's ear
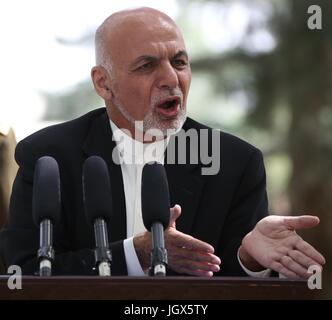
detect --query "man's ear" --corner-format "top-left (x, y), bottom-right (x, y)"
top-left (91, 66), bottom-right (113, 100)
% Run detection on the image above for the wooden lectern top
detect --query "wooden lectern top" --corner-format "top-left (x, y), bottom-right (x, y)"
top-left (0, 276), bottom-right (316, 300)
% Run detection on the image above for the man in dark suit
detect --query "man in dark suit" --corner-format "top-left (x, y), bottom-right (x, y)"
top-left (0, 7), bottom-right (325, 278)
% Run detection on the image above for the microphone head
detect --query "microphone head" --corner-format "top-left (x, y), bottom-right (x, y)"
top-left (141, 162), bottom-right (170, 231)
top-left (32, 156), bottom-right (61, 226)
top-left (82, 156), bottom-right (112, 224)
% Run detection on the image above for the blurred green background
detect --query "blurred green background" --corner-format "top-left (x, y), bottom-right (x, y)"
top-left (0, 0), bottom-right (331, 298)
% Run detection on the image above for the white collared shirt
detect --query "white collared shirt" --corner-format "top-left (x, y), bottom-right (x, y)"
top-left (110, 120), bottom-right (169, 275)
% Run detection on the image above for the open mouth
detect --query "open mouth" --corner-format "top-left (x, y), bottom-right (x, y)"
top-left (156, 97), bottom-right (181, 118)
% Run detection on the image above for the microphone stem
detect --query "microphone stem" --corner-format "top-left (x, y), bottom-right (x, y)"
top-left (151, 223), bottom-right (167, 276)
top-left (94, 218), bottom-right (109, 248)
top-left (40, 219), bottom-right (52, 248)
top-left (94, 218), bottom-right (112, 276)
top-left (151, 223), bottom-right (165, 249)
top-left (38, 219), bottom-right (54, 276)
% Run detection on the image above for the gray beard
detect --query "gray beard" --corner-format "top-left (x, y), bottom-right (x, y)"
top-left (142, 106), bottom-right (186, 136)
top-left (111, 95), bottom-right (187, 137)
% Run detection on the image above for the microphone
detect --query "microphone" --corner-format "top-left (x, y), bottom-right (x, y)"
top-left (82, 156), bottom-right (112, 276)
top-left (32, 156), bottom-right (61, 277)
top-left (141, 162), bottom-right (170, 276)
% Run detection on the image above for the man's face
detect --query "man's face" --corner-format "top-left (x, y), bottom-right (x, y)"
top-left (105, 16), bottom-right (191, 136)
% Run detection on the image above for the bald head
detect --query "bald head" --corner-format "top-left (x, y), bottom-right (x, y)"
top-left (95, 7), bottom-right (184, 69)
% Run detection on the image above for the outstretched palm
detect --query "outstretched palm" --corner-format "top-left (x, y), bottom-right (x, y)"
top-left (242, 215), bottom-right (325, 278)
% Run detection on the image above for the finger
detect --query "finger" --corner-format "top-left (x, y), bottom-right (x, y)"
top-left (295, 240), bottom-right (326, 265)
top-left (169, 204), bottom-right (181, 228)
top-left (171, 248), bottom-right (221, 265)
top-left (167, 230), bottom-right (215, 253)
top-left (288, 249), bottom-right (323, 270)
top-left (176, 259), bottom-right (220, 273)
top-left (283, 215), bottom-right (320, 231)
top-left (173, 266), bottom-right (213, 277)
top-left (279, 255), bottom-right (310, 279)
top-left (270, 261), bottom-right (301, 279)
top-left (190, 270), bottom-right (213, 277)
top-left (170, 258), bottom-right (219, 275)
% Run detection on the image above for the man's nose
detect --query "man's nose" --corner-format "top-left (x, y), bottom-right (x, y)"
top-left (156, 62), bottom-right (179, 90)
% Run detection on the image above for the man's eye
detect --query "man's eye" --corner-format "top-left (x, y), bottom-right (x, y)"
top-left (137, 62), bottom-right (153, 71)
top-left (172, 59), bottom-right (187, 68)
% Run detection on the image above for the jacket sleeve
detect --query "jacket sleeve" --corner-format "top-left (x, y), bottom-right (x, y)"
top-left (0, 141), bottom-right (127, 276)
top-left (216, 148), bottom-right (269, 276)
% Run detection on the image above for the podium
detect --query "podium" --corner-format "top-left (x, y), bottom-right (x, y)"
top-left (0, 276), bottom-right (315, 300)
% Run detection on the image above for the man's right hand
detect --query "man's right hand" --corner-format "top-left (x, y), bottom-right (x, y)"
top-left (133, 204), bottom-right (221, 276)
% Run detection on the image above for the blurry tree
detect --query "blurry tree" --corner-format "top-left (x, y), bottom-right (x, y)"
top-left (42, 82), bottom-right (101, 121)
top-left (187, 0), bottom-right (332, 295)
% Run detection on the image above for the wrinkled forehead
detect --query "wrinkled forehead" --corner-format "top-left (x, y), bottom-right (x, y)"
top-left (104, 13), bottom-right (186, 64)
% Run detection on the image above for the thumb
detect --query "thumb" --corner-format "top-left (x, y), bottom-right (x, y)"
top-left (283, 215), bottom-right (320, 230)
top-left (169, 204), bottom-right (181, 228)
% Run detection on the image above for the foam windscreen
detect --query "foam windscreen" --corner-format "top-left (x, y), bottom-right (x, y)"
top-left (32, 156), bottom-right (61, 226)
top-left (82, 156), bottom-right (112, 224)
top-left (141, 162), bottom-right (170, 231)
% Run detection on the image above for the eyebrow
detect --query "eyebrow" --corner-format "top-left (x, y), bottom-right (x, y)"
top-left (173, 50), bottom-right (188, 60)
top-left (131, 55), bottom-right (158, 68)
top-left (130, 50), bottom-right (189, 68)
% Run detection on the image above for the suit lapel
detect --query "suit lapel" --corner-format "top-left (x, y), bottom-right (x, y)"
top-left (81, 110), bottom-right (127, 242)
top-left (164, 164), bottom-right (205, 235)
